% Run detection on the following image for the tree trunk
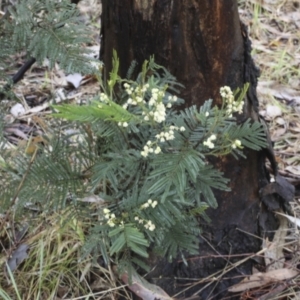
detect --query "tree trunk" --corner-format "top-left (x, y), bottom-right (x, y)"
top-left (101, 1), bottom-right (279, 298)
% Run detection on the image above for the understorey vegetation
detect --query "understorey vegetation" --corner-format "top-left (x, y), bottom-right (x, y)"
top-left (0, 0), bottom-right (271, 298)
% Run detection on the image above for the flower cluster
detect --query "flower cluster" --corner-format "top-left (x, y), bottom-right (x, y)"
top-left (121, 82), bottom-right (185, 157)
top-left (220, 86), bottom-right (233, 99)
top-left (144, 89), bottom-right (178, 123)
top-left (124, 82), bottom-right (148, 95)
top-left (132, 199), bottom-right (158, 231)
top-left (142, 87), bottom-right (166, 123)
top-left (220, 86), bottom-right (244, 116)
top-left (155, 125), bottom-right (185, 142)
top-left (122, 83), bottom-right (178, 125)
top-left (141, 199), bottom-right (158, 209)
top-left (166, 95), bottom-right (178, 108)
top-left (117, 121), bottom-right (128, 127)
top-left (231, 139), bottom-right (243, 149)
top-left (141, 141), bottom-right (161, 157)
top-left (203, 134), bottom-right (217, 149)
top-left (103, 208), bottom-right (116, 227)
top-left (99, 93), bottom-right (109, 103)
top-left (134, 216), bottom-right (156, 231)
top-left (141, 125), bottom-right (185, 157)
top-left (144, 220), bottom-right (156, 231)
top-left (123, 82), bottom-right (147, 109)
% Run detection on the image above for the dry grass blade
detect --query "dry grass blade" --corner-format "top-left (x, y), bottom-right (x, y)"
top-left (263, 211), bottom-right (288, 271)
top-left (120, 270), bottom-right (174, 300)
top-left (239, 0), bottom-right (300, 185)
top-left (0, 212), bottom-right (124, 300)
top-left (228, 268), bottom-right (299, 293)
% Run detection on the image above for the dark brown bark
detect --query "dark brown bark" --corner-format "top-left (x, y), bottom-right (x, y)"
top-left (101, 1), bottom-right (247, 109)
top-left (101, 1), bottom-right (279, 299)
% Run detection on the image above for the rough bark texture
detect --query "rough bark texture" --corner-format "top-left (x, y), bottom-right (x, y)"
top-left (101, 1), bottom-right (247, 108)
top-left (101, 1), bottom-right (278, 299)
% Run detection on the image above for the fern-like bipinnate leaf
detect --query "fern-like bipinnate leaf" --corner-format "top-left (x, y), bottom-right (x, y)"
top-left (4, 0), bottom-right (96, 75)
top-left (109, 224), bottom-right (149, 258)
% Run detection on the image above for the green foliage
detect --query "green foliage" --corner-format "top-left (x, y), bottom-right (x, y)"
top-left (109, 224), bottom-right (149, 258)
top-left (53, 98), bottom-right (137, 123)
top-left (51, 54), bottom-right (267, 268)
top-left (0, 0), bottom-right (97, 84)
top-left (0, 0), bottom-right (267, 268)
top-left (0, 133), bottom-right (92, 213)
